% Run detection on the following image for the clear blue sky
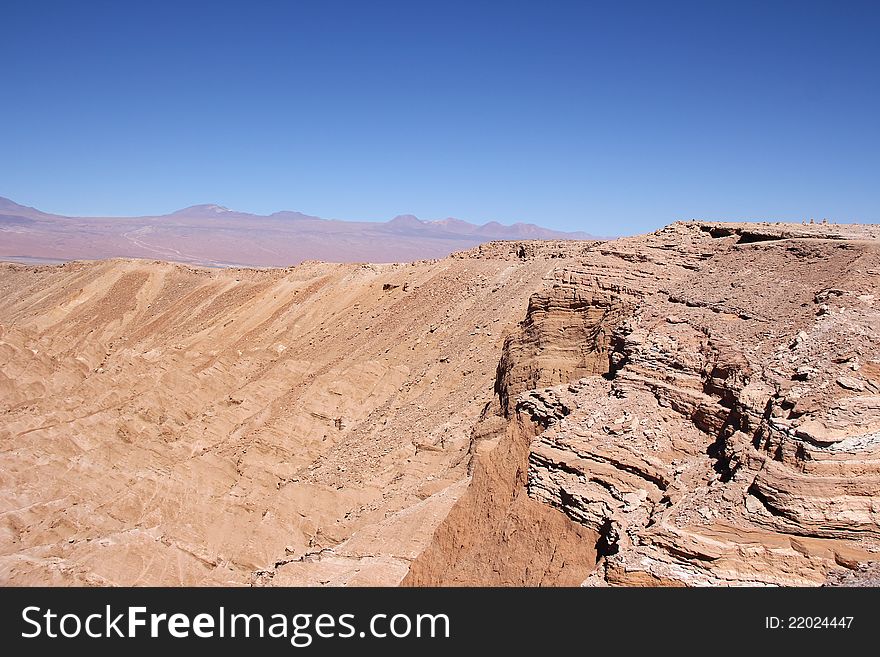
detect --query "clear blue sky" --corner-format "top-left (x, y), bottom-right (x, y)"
top-left (1, 0), bottom-right (878, 234)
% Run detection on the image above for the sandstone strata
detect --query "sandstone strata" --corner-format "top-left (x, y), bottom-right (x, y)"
top-left (407, 222), bottom-right (880, 586)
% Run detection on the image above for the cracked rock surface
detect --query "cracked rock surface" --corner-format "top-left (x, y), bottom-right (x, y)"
top-left (407, 222), bottom-right (880, 586)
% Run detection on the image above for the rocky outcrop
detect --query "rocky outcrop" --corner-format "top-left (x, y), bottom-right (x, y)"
top-left (410, 222), bottom-right (880, 586)
top-left (452, 239), bottom-right (601, 261)
top-left (493, 225), bottom-right (721, 416)
top-left (407, 224), bottom-right (730, 583)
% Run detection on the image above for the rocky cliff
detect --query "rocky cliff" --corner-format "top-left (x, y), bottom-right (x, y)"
top-left (407, 222), bottom-right (880, 586)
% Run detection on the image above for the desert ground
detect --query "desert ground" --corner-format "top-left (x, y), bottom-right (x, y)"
top-left (2, 221), bottom-right (879, 586)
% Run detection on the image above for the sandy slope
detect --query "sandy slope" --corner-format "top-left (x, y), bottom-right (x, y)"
top-left (0, 243), bottom-right (593, 585)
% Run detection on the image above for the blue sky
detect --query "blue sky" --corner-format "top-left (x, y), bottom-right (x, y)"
top-left (1, 0), bottom-right (878, 234)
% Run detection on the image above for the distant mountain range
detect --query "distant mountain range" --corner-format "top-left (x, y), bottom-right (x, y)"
top-left (0, 196), bottom-right (596, 267)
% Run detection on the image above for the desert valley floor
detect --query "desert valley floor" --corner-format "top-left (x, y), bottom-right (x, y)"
top-left (2, 221), bottom-right (880, 586)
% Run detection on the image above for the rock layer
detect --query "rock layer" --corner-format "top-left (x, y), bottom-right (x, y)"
top-left (408, 222), bottom-right (880, 586)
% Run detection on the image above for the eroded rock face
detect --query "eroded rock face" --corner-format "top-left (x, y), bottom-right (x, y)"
top-left (409, 222), bottom-right (880, 586)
